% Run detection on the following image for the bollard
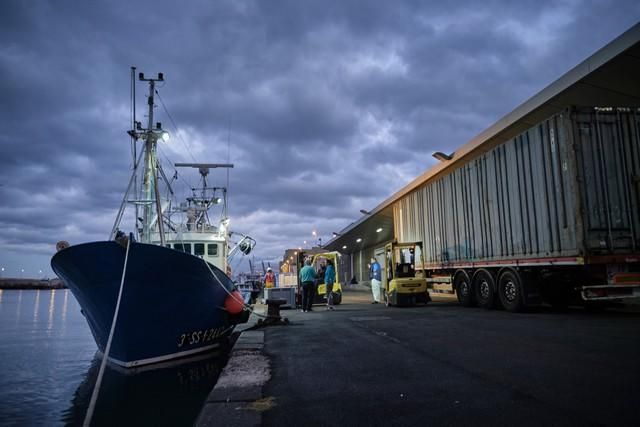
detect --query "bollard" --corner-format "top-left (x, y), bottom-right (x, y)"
top-left (256, 298), bottom-right (289, 327)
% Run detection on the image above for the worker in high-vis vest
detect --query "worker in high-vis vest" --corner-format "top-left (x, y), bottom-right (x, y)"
top-left (264, 267), bottom-right (276, 288)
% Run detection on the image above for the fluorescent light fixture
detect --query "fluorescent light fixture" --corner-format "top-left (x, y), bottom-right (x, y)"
top-left (432, 151), bottom-right (453, 161)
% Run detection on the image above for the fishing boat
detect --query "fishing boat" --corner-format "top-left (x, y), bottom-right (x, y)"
top-left (51, 71), bottom-right (254, 368)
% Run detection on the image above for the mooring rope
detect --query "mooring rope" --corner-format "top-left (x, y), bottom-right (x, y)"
top-left (83, 238), bottom-right (132, 427)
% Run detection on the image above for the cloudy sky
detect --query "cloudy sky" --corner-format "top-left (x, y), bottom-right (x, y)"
top-left (1, 1), bottom-right (639, 278)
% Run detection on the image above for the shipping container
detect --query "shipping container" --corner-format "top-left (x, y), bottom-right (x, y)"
top-left (394, 107), bottom-right (640, 311)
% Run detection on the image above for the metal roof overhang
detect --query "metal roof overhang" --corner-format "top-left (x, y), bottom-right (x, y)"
top-left (325, 23), bottom-right (640, 255)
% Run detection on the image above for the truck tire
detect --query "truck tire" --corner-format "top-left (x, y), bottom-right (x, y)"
top-left (473, 269), bottom-right (497, 309)
top-left (333, 293), bottom-right (342, 305)
top-left (498, 270), bottom-right (525, 312)
top-left (454, 270), bottom-right (475, 307)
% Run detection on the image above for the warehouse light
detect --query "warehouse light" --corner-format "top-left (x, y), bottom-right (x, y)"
top-left (356, 238), bottom-right (362, 243)
top-left (342, 245), bottom-right (347, 249)
top-left (432, 151), bottom-right (453, 161)
top-left (376, 228), bottom-right (383, 233)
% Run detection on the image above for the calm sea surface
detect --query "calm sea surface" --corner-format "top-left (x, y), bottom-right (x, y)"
top-left (0, 289), bottom-right (224, 426)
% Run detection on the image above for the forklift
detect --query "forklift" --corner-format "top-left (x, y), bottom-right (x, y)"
top-left (382, 241), bottom-right (430, 306)
top-left (296, 251), bottom-right (343, 306)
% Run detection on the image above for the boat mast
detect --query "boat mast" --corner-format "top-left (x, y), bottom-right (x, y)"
top-left (139, 72), bottom-right (167, 245)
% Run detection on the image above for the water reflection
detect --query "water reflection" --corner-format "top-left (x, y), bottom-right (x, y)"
top-left (33, 289), bottom-right (40, 324)
top-left (47, 289), bottom-right (56, 333)
top-left (15, 289), bottom-right (22, 324)
top-left (62, 289), bottom-right (69, 334)
top-left (0, 289), bottom-right (228, 426)
top-left (62, 352), bottom-right (225, 426)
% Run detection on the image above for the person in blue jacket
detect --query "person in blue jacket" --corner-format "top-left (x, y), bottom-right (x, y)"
top-left (324, 260), bottom-right (336, 311)
top-left (299, 258), bottom-right (317, 312)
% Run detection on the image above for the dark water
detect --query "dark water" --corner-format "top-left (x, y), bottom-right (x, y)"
top-left (0, 289), bottom-right (225, 426)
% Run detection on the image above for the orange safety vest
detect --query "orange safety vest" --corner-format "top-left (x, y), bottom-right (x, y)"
top-left (264, 272), bottom-right (275, 288)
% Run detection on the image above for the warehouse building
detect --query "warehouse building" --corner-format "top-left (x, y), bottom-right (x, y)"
top-left (324, 23), bottom-right (640, 299)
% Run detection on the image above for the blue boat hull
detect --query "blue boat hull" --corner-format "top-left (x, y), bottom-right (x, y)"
top-left (51, 241), bottom-right (246, 367)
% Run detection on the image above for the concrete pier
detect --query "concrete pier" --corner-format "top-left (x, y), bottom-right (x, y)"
top-left (197, 285), bottom-right (640, 426)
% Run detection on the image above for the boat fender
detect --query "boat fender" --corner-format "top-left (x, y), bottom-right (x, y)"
top-left (224, 290), bottom-right (244, 314)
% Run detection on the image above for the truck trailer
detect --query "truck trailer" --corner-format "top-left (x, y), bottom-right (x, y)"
top-left (394, 107), bottom-right (640, 311)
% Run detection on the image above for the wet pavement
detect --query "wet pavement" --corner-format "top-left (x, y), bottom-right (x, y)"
top-left (199, 285), bottom-right (640, 426)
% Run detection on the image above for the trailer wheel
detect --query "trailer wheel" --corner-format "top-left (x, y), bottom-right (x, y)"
top-left (454, 270), bottom-right (475, 307)
top-left (473, 269), bottom-right (497, 309)
top-left (333, 293), bottom-right (342, 305)
top-left (498, 270), bottom-right (524, 312)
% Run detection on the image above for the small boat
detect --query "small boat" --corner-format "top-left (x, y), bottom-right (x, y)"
top-left (51, 71), bottom-right (254, 368)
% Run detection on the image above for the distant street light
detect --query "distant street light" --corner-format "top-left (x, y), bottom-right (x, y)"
top-left (311, 230), bottom-right (321, 246)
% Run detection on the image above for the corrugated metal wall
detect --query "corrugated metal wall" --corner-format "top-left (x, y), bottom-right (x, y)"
top-left (394, 108), bottom-right (640, 266)
top-left (574, 109), bottom-right (640, 253)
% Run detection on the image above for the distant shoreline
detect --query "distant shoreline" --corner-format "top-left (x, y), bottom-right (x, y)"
top-left (0, 278), bottom-right (67, 290)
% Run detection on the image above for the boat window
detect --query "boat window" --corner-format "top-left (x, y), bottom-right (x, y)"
top-left (175, 243), bottom-right (191, 254)
top-left (207, 244), bottom-right (218, 256)
top-left (194, 243), bottom-right (205, 256)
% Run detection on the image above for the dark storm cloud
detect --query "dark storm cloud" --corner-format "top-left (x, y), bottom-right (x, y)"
top-left (1, 0), bottom-right (639, 275)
